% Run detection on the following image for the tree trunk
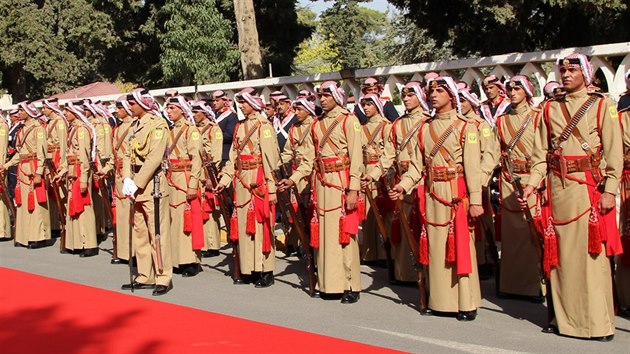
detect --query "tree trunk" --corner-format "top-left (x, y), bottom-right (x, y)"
top-left (233, 0), bottom-right (264, 80)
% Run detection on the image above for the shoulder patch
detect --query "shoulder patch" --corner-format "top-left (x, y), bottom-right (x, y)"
top-left (78, 131), bottom-right (85, 140)
top-left (37, 131), bottom-right (44, 139)
top-left (191, 131), bottom-right (200, 141)
top-left (215, 130), bottom-right (223, 139)
top-left (609, 106), bottom-right (619, 119)
top-left (482, 127), bottom-right (491, 137)
top-left (0, 128), bottom-right (6, 137)
top-left (467, 132), bottom-right (478, 144)
top-left (353, 122), bottom-right (361, 132)
top-left (263, 129), bottom-right (272, 138)
top-left (58, 123), bottom-right (66, 130)
top-left (154, 128), bottom-right (164, 140)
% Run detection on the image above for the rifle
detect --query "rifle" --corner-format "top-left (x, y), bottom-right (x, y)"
top-left (44, 159), bottom-right (67, 253)
top-left (363, 182), bottom-right (395, 283)
top-left (264, 153), bottom-right (317, 296)
top-left (384, 169), bottom-right (428, 312)
top-left (0, 175), bottom-right (16, 241)
top-left (479, 187), bottom-right (501, 296)
top-left (128, 196), bottom-right (135, 292)
top-left (502, 154), bottom-right (554, 329)
top-left (203, 151), bottom-right (242, 282)
top-left (94, 159), bottom-right (114, 229)
top-left (152, 174), bottom-right (164, 273)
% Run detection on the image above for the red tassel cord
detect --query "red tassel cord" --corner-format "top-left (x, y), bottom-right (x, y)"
top-left (543, 217), bottom-right (559, 278)
top-left (27, 188), bottom-right (35, 212)
top-left (229, 208), bottom-right (239, 241)
top-left (339, 206), bottom-right (350, 245)
top-left (309, 207), bottom-right (319, 249)
top-left (183, 203), bottom-right (193, 233)
top-left (14, 185), bottom-right (21, 207)
top-left (357, 195), bottom-right (366, 222)
top-left (245, 201), bottom-right (256, 235)
top-left (587, 207), bottom-right (602, 255)
top-left (445, 219), bottom-right (455, 263)
top-left (419, 225), bottom-right (429, 265)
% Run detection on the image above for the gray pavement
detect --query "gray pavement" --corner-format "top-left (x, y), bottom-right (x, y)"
top-left (1, 237), bottom-right (629, 353)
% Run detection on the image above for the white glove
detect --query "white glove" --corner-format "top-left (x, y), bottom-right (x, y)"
top-left (122, 178), bottom-right (138, 197)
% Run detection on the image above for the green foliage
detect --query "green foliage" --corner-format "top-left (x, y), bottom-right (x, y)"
top-left (0, 0), bottom-right (117, 100)
top-left (388, 0), bottom-right (630, 57)
top-left (318, 0), bottom-right (390, 69)
top-left (295, 0), bottom-right (397, 73)
top-left (157, 0), bottom-right (239, 86)
top-left (217, 0), bottom-right (313, 78)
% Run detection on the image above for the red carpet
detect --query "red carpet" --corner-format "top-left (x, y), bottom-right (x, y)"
top-left (0, 267), bottom-right (401, 354)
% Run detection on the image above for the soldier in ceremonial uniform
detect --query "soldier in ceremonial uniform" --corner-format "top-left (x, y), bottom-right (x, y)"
top-left (486, 76), bottom-right (545, 300)
top-left (481, 75), bottom-right (511, 126)
top-left (362, 82), bottom-right (429, 284)
top-left (84, 101), bottom-right (114, 241)
top-left (0, 112), bottom-right (10, 241)
top-left (121, 88), bottom-right (173, 296)
top-left (276, 98), bottom-right (316, 257)
top-left (353, 78), bottom-right (399, 124)
top-left (210, 90), bottom-right (239, 168)
top-left (392, 77), bottom-right (483, 321)
top-left (41, 98), bottom-right (68, 239)
top-left (110, 96), bottom-right (134, 264)
top-left (6, 110), bottom-right (22, 201)
top-left (216, 88), bottom-right (280, 288)
top-left (357, 93), bottom-right (391, 263)
top-left (617, 93), bottom-right (630, 317)
top-left (309, 81), bottom-right (362, 302)
top-left (618, 69), bottom-right (630, 112)
top-left (191, 101), bottom-right (223, 258)
top-left (164, 96), bottom-right (204, 277)
top-left (522, 54), bottom-right (622, 340)
top-left (542, 81), bottom-right (562, 102)
top-left (270, 93), bottom-right (297, 151)
top-left (459, 88), bottom-right (496, 278)
top-left (55, 102), bottom-right (98, 257)
top-left (2, 102), bottom-right (51, 248)
top-left (264, 101), bottom-right (276, 123)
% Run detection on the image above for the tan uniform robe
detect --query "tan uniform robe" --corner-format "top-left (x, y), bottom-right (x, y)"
top-left (167, 119), bottom-right (203, 267)
top-left (58, 121), bottom-right (96, 250)
top-left (113, 117), bottom-right (133, 260)
top-left (45, 114), bottom-right (68, 233)
top-left (0, 120), bottom-right (10, 239)
top-left (312, 105), bottom-right (362, 294)
top-left (280, 116), bottom-right (315, 250)
top-left (490, 104), bottom-right (544, 297)
top-left (528, 88), bottom-right (622, 338)
top-left (360, 113), bottom-right (391, 262)
top-left (407, 110), bottom-right (482, 312)
top-left (219, 111), bottom-right (280, 274)
top-left (123, 113), bottom-right (172, 286)
top-left (197, 118), bottom-right (223, 252)
top-left (4, 118), bottom-right (50, 245)
top-left (368, 107), bottom-right (427, 282)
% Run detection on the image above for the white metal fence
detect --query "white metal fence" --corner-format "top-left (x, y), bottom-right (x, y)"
top-left (2, 42), bottom-right (629, 110)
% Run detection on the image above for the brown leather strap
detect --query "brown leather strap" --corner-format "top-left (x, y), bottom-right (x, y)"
top-left (504, 114), bottom-right (532, 159)
top-left (398, 118), bottom-right (424, 154)
top-left (318, 114), bottom-right (346, 154)
top-left (365, 122), bottom-right (385, 146)
top-left (114, 124), bottom-right (132, 152)
top-left (168, 126), bottom-right (187, 158)
top-left (238, 120), bottom-right (261, 152)
top-left (559, 99), bottom-right (603, 182)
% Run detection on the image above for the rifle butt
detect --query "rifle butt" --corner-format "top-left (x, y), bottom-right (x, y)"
top-left (418, 269), bottom-right (428, 312)
top-left (232, 241), bottom-right (242, 281)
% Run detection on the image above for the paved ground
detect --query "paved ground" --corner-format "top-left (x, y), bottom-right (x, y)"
top-left (1, 236), bottom-right (629, 353)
